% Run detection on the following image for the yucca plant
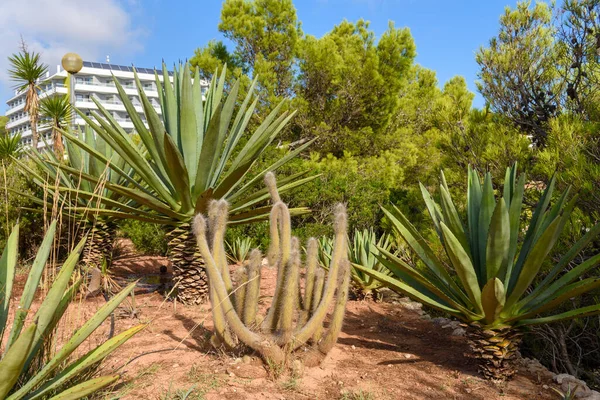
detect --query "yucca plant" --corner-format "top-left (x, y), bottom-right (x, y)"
top-left (49, 62), bottom-right (314, 304)
top-left (7, 48), bottom-right (48, 150)
top-left (15, 126), bottom-right (140, 269)
top-left (0, 221), bottom-right (143, 399)
top-left (0, 133), bottom-right (22, 161)
top-left (356, 164), bottom-right (600, 380)
top-left (226, 236), bottom-right (253, 264)
top-left (319, 229), bottom-right (398, 300)
top-left (39, 94), bottom-right (71, 159)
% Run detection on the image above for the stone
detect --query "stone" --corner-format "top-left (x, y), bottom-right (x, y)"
top-left (554, 374), bottom-right (595, 398)
top-left (432, 317), bottom-right (451, 326)
top-left (451, 328), bottom-right (466, 337)
top-left (226, 364), bottom-right (268, 379)
top-left (442, 321), bottom-right (462, 330)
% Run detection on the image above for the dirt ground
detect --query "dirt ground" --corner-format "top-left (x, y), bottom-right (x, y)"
top-left (20, 240), bottom-right (561, 399)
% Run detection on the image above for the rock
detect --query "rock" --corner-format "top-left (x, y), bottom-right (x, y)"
top-left (451, 328), bottom-right (466, 337)
top-left (554, 374), bottom-right (598, 398)
top-left (292, 359), bottom-right (304, 376)
top-left (518, 357), bottom-right (554, 380)
top-left (242, 355), bottom-right (253, 364)
top-left (226, 364), bottom-right (268, 379)
top-left (420, 314), bottom-right (432, 320)
top-left (432, 317), bottom-right (451, 326)
top-left (401, 301), bottom-right (423, 312)
top-left (442, 321), bottom-right (462, 330)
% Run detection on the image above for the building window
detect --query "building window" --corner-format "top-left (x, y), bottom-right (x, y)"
top-left (76, 76), bottom-right (92, 84)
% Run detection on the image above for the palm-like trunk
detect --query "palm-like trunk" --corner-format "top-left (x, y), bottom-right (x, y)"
top-left (27, 83), bottom-right (39, 149)
top-left (464, 322), bottom-right (522, 380)
top-left (52, 125), bottom-right (64, 160)
top-left (167, 223), bottom-right (209, 305)
top-left (80, 220), bottom-right (117, 268)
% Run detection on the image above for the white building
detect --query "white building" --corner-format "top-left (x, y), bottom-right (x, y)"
top-left (4, 61), bottom-right (204, 149)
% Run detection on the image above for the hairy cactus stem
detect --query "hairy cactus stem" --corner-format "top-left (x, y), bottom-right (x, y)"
top-left (262, 202), bottom-right (292, 332)
top-left (243, 249), bottom-right (262, 326)
top-left (209, 200), bottom-right (233, 293)
top-left (193, 214), bottom-right (284, 364)
top-left (264, 172), bottom-right (281, 203)
top-left (299, 238), bottom-right (319, 325)
top-left (310, 268), bottom-right (325, 343)
top-left (277, 237), bottom-right (301, 344)
top-left (318, 260), bottom-right (351, 354)
top-left (293, 204), bottom-right (348, 350)
top-left (234, 265), bottom-right (248, 317)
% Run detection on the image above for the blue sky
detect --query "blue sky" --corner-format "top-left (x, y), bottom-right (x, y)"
top-left (1, 0), bottom-right (525, 112)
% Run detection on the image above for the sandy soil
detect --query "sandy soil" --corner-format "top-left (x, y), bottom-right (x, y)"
top-left (16, 239), bottom-right (560, 399)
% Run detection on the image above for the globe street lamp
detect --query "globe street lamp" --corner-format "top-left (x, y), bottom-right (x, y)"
top-left (61, 53), bottom-right (83, 132)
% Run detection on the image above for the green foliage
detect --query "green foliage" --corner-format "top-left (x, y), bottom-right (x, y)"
top-left (7, 48), bottom-right (48, 149)
top-left (0, 116), bottom-right (7, 136)
top-left (190, 40), bottom-right (248, 87)
top-left (0, 134), bottom-right (23, 161)
top-left (7, 50), bottom-right (48, 92)
top-left (0, 221), bottom-right (142, 399)
top-left (476, 1), bottom-right (561, 145)
top-left (52, 63), bottom-right (313, 229)
top-left (360, 164), bottom-right (600, 330)
top-left (121, 220), bottom-right (168, 256)
top-left (219, 0), bottom-right (302, 103)
top-left (225, 236), bottom-right (253, 264)
top-left (288, 152), bottom-right (404, 238)
top-left (293, 19), bottom-right (416, 155)
top-left (534, 115), bottom-right (600, 213)
top-left (0, 160), bottom-right (43, 256)
top-left (319, 228), bottom-right (399, 298)
top-left (39, 95), bottom-right (70, 130)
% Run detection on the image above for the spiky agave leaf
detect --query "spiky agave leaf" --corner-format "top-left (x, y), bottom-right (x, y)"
top-left (52, 62), bottom-right (315, 302)
top-left (319, 229), bottom-right (398, 299)
top-left (13, 125), bottom-right (142, 268)
top-left (0, 222), bottom-right (143, 399)
top-left (0, 133), bottom-right (23, 160)
top-left (355, 164), bottom-right (600, 379)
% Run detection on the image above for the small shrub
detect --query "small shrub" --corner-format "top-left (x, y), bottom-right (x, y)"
top-left (121, 220), bottom-right (168, 256)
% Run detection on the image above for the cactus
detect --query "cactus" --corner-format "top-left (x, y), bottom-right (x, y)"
top-left (193, 173), bottom-right (351, 368)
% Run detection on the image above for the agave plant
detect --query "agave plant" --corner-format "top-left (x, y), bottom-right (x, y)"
top-left (39, 94), bottom-right (71, 159)
top-left (49, 62), bottom-right (314, 304)
top-left (319, 229), bottom-right (398, 299)
top-left (15, 126), bottom-right (140, 269)
top-left (356, 165), bottom-right (600, 380)
top-left (0, 133), bottom-right (22, 161)
top-left (226, 236), bottom-right (253, 264)
top-left (0, 221), bottom-right (142, 399)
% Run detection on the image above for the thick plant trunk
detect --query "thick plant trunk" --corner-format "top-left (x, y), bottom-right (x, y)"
top-left (167, 223), bottom-right (209, 305)
top-left (52, 126), bottom-right (64, 160)
top-left (30, 111), bottom-right (39, 149)
top-left (80, 220), bottom-right (117, 268)
top-left (464, 323), bottom-right (522, 380)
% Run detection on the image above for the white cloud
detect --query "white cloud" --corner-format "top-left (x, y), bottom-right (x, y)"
top-left (0, 0), bottom-right (144, 104)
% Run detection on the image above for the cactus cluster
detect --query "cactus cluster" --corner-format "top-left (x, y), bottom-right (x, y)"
top-left (192, 173), bottom-right (351, 367)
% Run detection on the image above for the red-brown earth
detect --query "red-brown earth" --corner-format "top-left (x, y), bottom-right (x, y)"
top-left (12, 239), bottom-right (560, 399)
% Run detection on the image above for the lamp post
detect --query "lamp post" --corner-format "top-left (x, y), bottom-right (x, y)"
top-left (61, 53), bottom-right (83, 133)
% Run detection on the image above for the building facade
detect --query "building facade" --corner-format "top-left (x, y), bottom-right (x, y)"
top-left (4, 61), bottom-right (203, 149)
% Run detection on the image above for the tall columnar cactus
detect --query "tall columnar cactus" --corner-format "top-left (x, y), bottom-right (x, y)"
top-left (192, 173), bottom-right (351, 367)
